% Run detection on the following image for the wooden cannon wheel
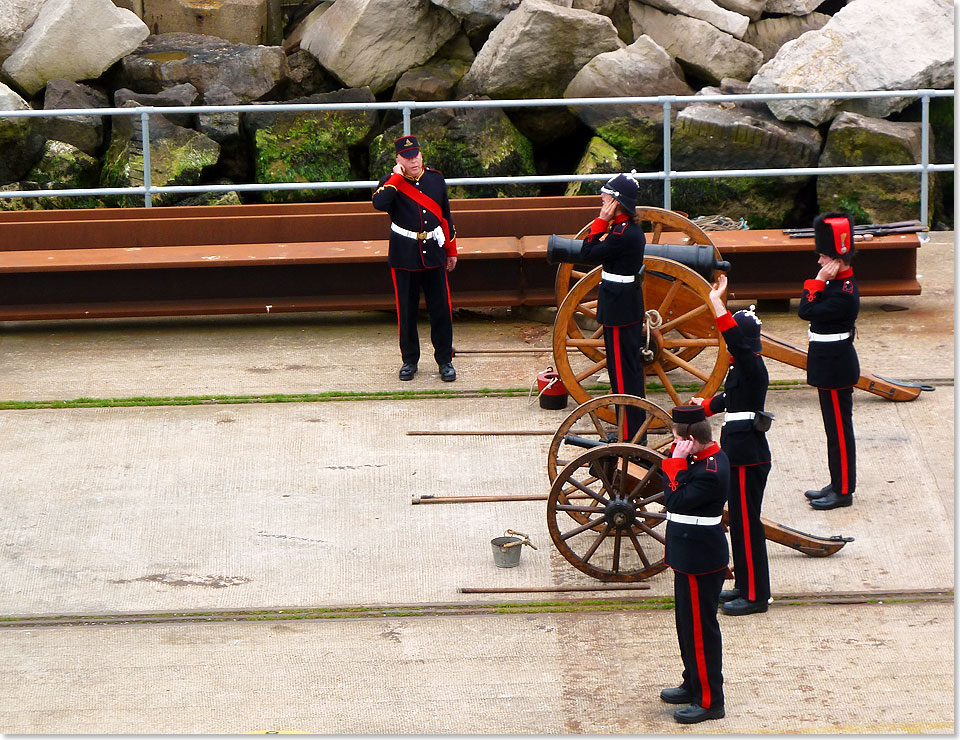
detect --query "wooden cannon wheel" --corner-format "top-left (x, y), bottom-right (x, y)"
top-left (546, 394), bottom-right (673, 486)
top-left (547, 443), bottom-right (667, 582)
top-left (552, 256), bottom-right (728, 412)
top-left (553, 206), bottom-right (720, 306)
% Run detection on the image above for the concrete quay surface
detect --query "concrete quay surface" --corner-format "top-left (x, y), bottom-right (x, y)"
top-left (0, 232), bottom-right (954, 734)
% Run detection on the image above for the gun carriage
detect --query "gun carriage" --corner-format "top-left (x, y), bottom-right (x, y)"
top-left (542, 207), bottom-right (921, 582)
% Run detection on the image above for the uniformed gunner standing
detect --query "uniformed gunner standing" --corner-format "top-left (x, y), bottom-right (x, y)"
top-left (693, 274), bottom-right (772, 616)
top-left (372, 135), bottom-right (458, 383)
top-left (799, 212), bottom-right (859, 510)
top-left (659, 404), bottom-right (729, 724)
top-left (578, 173), bottom-right (647, 436)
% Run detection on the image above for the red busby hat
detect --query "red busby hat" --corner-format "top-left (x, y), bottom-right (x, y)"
top-left (600, 172), bottom-right (639, 215)
top-left (394, 135), bottom-right (420, 158)
top-left (671, 404), bottom-right (706, 425)
top-left (813, 212), bottom-right (855, 260)
top-left (733, 305), bottom-right (762, 353)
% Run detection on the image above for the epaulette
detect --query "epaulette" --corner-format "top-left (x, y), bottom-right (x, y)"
top-left (842, 279), bottom-right (854, 293)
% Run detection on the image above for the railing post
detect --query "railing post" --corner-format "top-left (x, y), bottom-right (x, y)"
top-left (919, 91), bottom-right (930, 227)
top-left (662, 98), bottom-right (673, 211)
top-left (140, 111), bottom-right (153, 208)
top-left (402, 104), bottom-right (411, 136)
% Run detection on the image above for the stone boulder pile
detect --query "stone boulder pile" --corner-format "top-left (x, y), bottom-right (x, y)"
top-left (0, 0), bottom-right (951, 227)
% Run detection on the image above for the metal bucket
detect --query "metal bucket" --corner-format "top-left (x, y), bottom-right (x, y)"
top-left (491, 536), bottom-right (524, 568)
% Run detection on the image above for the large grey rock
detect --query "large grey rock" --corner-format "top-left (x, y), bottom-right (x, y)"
top-left (634, 0), bottom-right (749, 37)
top-left (742, 12), bottom-right (830, 63)
top-left (302, 0), bottom-right (461, 94)
top-left (369, 104), bottom-right (538, 198)
top-left (817, 112), bottom-right (934, 224)
top-left (42, 79), bottom-right (109, 156)
top-left (764, 0), bottom-right (822, 14)
top-left (0, 81), bottom-right (45, 185)
top-left (712, 0), bottom-right (764, 21)
top-left (112, 0), bottom-right (144, 15)
top-left (671, 101), bottom-right (821, 227)
top-left (142, 0), bottom-right (273, 45)
top-left (749, 0), bottom-right (955, 125)
top-left (630, 1), bottom-right (762, 83)
top-left (244, 87), bottom-right (378, 203)
top-left (119, 33), bottom-right (288, 103)
top-left (564, 36), bottom-right (694, 167)
top-left (114, 83), bottom-right (200, 127)
top-left (2, 0), bottom-right (148, 96)
top-left (430, 0), bottom-right (520, 29)
top-left (0, 0), bottom-right (46, 63)
top-left (279, 49), bottom-right (339, 99)
top-left (393, 58), bottom-right (471, 102)
top-left (100, 102), bottom-right (220, 207)
top-left (460, 0), bottom-right (623, 99)
top-left (572, 0), bottom-right (617, 15)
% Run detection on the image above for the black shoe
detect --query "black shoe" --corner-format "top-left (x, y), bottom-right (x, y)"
top-left (805, 484), bottom-right (833, 500)
top-left (810, 490), bottom-right (853, 510)
top-left (660, 686), bottom-right (694, 705)
top-left (719, 588), bottom-right (741, 604)
top-left (398, 363), bottom-right (417, 381)
top-left (721, 597), bottom-right (769, 616)
top-left (674, 704), bottom-right (725, 724)
top-left (439, 362), bottom-right (456, 382)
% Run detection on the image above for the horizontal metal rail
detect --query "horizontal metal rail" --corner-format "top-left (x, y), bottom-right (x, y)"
top-left (0, 89), bottom-right (953, 222)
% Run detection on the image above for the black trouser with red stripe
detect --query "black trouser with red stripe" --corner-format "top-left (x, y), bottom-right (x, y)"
top-left (391, 267), bottom-right (453, 366)
top-left (674, 568), bottom-right (725, 709)
top-left (603, 322), bottom-right (646, 437)
top-left (728, 463), bottom-right (771, 603)
top-left (817, 387), bottom-right (856, 494)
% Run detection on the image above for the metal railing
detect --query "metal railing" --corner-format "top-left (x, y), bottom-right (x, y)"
top-left (0, 88), bottom-right (952, 223)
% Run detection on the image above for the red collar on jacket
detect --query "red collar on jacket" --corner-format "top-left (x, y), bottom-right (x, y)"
top-left (692, 442), bottom-right (722, 461)
top-left (612, 213), bottom-right (630, 225)
top-left (836, 266), bottom-right (853, 280)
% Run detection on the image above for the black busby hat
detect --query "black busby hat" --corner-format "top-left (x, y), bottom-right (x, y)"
top-left (733, 305), bottom-right (762, 353)
top-left (601, 172), bottom-right (639, 215)
top-left (671, 404), bottom-right (706, 425)
top-left (813, 212), bottom-right (855, 260)
top-left (394, 135), bottom-right (420, 158)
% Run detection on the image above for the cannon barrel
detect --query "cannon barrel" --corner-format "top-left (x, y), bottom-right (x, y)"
top-left (563, 433), bottom-right (606, 450)
top-left (547, 235), bottom-right (730, 281)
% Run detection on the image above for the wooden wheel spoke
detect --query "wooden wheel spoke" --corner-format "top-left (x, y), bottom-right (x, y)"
top-left (627, 464), bottom-right (661, 501)
top-left (562, 517), bottom-right (607, 541)
top-left (660, 351), bottom-right (711, 382)
top-left (567, 338), bottom-right (604, 348)
top-left (657, 278), bottom-right (683, 316)
top-left (612, 529), bottom-right (622, 573)
top-left (650, 437), bottom-right (674, 453)
top-left (589, 325), bottom-right (604, 340)
top-left (637, 520), bottom-right (667, 545)
top-left (557, 504), bottom-right (606, 513)
top-left (573, 358), bottom-right (607, 383)
top-left (581, 524), bottom-right (612, 562)
top-left (567, 475), bottom-right (608, 505)
top-left (661, 337), bottom-right (719, 348)
top-left (627, 528), bottom-right (652, 568)
top-left (659, 303), bottom-right (708, 333)
top-left (650, 222), bottom-right (664, 243)
top-left (571, 269), bottom-right (587, 280)
top-left (592, 457), bottom-right (618, 495)
top-left (617, 406), bottom-right (627, 443)
top-left (588, 411), bottom-right (607, 438)
top-left (628, 413), bottom-right (655, 445)
top-left (652, 361), bottom-right (684, 406)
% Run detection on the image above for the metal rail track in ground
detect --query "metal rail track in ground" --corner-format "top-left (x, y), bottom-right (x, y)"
top-left (0, 589), bottom-right (950, 629)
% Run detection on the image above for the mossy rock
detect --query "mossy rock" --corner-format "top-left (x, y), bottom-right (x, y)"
top-left (671, 176), bottom-right (805, 229)
top-left (27, 141), bottom-right (100, 189)
top-left (593, 117), bottom-right (662, 170)
top-left (565, 137), bottom-right (659, 205)
top-left (370, 106), bottom-right (537, 199)
top-left (0, 182), bottom-right (105, 210)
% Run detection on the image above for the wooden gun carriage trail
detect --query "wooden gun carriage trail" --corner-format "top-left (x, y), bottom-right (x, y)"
top-left (0, 196), bottom-right (922, 322)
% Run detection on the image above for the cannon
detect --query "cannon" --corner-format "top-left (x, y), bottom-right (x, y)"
top-left (544, 393), bottom-right (854, 582)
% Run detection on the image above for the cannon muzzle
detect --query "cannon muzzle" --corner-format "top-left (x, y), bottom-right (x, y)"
top-left (644, 243), bottom-right (730, 281)
top-left (547, 234), bottom-right (584, 265)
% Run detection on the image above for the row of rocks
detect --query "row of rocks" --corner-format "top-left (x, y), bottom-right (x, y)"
top-left (0, 0), bottom-right (953, 227)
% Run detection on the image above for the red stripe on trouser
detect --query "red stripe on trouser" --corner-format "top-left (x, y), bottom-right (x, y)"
top-left (687, 574), bottom-right (712, 708)
top-left (611, 326), bottom-right (625, 393)
top-left (830, 389), bottom-right (849, 494)
top-left (738, 466), bottom-right (755, 601)
top-left (444, 270), bottom-right (453, 322)
top-left (390, 268), bottom-right (402, 341)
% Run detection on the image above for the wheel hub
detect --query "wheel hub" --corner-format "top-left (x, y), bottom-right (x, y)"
top-left (604, 496), bottom-right (637, 529)
top-left (641, 329), bottom-right (663, 365)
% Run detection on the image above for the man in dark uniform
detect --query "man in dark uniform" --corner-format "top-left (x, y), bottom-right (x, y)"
top-left (578, 173), bottom-right (647, 436)
top-left (693, 274), bottom-right (772, 616)
top-left (799, 212), bottom-right (859, 510)
top-left (659, 404), bottom-right (729, 724)
top-left (372, 135), bottom-right (458, 382)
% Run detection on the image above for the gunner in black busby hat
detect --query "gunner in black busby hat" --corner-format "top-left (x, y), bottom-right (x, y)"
top-left (557, 172), bottom-right (648, 435)
top-left (693, 275), bottom-right (772, 617)
top-left (798, 212), bottom-right (859, 510)
top-left (659, 403), bottom-right (729, 723)
top-left (372, 134), bottom-right (459, 383)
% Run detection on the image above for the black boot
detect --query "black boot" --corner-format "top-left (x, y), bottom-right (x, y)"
top-left (810, 490), bottom-right (853, 510)
top-left (399, 363), bottom-right (417, 381)
top-left (804, 484), bottom-right (833, 500)
top-left (674, 704), bottom-right (725, 724)
top-left (719, 587), bottom-right (741, 603)
top-left (721, 597), bottom-right (769, 616)
top-left (659, 686), bottom-right (694, 704)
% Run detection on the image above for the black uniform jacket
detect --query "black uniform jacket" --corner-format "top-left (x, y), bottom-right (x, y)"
top-left (704, 311), bottom-right (771, 466)
top-left (798, 267), bottom-right (860, 389)
top-left (579, 215), bottom-right (645, 326)
top-left (372, 167), bottom-right (458, 270)
top-left (661, 442), bottom-right (730, 575)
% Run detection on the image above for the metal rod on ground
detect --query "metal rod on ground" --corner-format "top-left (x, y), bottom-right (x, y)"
top-left (453, 348), bottom-right (550, 354)
top-left (413, 494), bottom-right (550, 504)
top-left (407, 428), bottom-right (601, 436)
top-left (458, 584), bottom-right (652, 593)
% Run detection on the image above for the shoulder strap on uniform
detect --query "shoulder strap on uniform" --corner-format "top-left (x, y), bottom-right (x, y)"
top-left (394, 177), bottom-right (451, 243)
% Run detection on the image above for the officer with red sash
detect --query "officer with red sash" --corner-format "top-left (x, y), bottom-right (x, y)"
top-left (693, 274), bottom-right (772, 616)
top-left (578, 173), bottom-right (647, 436)
top-left (799, 212), bottom-right (859, 510)
top-left (659, 404), bottom-right (729, 724)
top-left (372, 135), bottom-right (458, 382)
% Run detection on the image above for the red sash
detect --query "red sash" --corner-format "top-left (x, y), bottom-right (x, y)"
top-left (393, 176), bottom-right (454, 250)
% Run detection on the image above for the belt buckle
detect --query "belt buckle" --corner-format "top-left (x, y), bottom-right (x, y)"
top-left (416, 231), bottom-right (429, 240)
